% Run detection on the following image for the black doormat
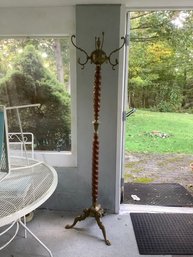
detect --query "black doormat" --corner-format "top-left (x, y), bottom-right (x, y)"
top-left (130, 213), bottom-right (193, 255)
top-left (123, 183), bottom-right (193, 207)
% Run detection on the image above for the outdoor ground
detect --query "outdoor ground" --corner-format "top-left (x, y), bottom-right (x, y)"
top-left (124, 152), bottom-right (193, 195)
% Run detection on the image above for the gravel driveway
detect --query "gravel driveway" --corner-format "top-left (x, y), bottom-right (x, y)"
top-left (124, 152), bottom-right (193, 194)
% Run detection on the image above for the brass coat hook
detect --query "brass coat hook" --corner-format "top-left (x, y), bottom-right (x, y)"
top-left (71, 32), bottom-right (126, 69)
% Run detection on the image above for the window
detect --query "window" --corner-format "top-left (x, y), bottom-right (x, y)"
top-left (0, 37), bottom-right (77, 167)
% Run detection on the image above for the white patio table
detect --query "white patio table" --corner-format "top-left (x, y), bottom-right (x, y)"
top-left (0, 104), bottom-right (58, 257)
top-left (0, 157), bottom-right (58, 257)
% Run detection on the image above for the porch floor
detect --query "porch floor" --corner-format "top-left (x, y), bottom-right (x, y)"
top-left (1, 207), bottom-right (191, 257)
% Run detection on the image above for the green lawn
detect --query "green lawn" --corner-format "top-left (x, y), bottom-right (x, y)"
top-left (125, 110), bottom-right (193, 154)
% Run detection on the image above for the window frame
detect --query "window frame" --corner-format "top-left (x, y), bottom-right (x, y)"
top-left (0, 36), bottom-right (77, 168)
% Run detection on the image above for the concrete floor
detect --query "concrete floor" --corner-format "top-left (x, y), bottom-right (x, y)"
top-left (0, 206), bottom-right (192, 257)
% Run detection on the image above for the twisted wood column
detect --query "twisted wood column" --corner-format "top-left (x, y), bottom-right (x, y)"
top-left (92, 65), bottom-right (101, 206)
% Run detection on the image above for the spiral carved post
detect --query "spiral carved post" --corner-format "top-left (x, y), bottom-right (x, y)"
top-left (65, 32), bottom-right (125, 246)
top-left (92, 65), bottom-right (101, 207)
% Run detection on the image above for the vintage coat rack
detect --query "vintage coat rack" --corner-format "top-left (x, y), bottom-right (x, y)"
top-left (65, 32), bottom-right (125, 245)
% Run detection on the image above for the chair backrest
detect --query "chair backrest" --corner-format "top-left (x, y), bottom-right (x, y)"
top-left (0, 104), bottom-right (39, 173)
top-left (0, 106), bottom-right (10, 174)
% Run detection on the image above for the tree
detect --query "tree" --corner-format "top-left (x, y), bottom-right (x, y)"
top-left (128, 10), bottom-right (193, 112)
top-left (53, 39), bottom-right (64, 84)
top-left (0, 38), bottom-right (70, 91)
top-left (0, 45), bottom-right (71, 150)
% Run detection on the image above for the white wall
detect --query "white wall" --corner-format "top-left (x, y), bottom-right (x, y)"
top-left (0, 5), bottom-right (124, 213)
top-left (0, 6), bottom-right (75, 36)
top-left (74, 4), bottom-right (123, 212)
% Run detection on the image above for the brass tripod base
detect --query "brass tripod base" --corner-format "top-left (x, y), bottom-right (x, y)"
top-left (65, 204), bottom-right (111, 246)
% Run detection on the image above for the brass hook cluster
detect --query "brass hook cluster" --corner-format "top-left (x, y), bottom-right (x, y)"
top-left (71, 32), bottom-right (126, 70)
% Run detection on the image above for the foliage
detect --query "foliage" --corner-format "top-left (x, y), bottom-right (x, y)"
top-left (125, 109), bottom-right (193, 154)
top-left (128, 11), bottom-right (193, 112)
top-left (133, 177), bottom-right (154, 183)
top-left (0, 38), bottom-right (70, 89)
top-left (0, 44), bottom-right (71, 150)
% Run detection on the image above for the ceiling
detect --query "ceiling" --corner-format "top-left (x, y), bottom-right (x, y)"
top-left (0, 0), bottom-right (193, 8)
top-left (0, 0), bottom-right (127, 7)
